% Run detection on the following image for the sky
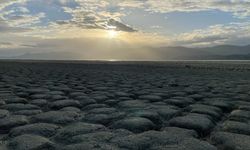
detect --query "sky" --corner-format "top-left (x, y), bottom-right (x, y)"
top-left (0, 0), bottom-right (250, 59)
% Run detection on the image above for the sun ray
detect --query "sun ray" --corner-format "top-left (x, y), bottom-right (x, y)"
top-left (108, 30), bottom-right (118, 38)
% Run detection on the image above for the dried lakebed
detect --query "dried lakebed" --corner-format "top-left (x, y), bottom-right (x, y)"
top-left (0, 61), bottom-right (250, 150)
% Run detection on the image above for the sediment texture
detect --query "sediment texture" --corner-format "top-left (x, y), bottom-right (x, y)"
top-left (0, 61), bottom-right (250, 150)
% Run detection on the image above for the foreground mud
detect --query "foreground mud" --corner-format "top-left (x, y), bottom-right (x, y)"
top-left (0, 61), bottom-right (250, 150)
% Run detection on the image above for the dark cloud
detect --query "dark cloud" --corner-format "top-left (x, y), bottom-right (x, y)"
top-left (56, 17), bottom-right (137, 32)
top-left (107, 19), bottom-right (136, 32)
top-left (55, 20), bottom-right (69, 25)
top-left (0, 42), bottom-right (13, 45)
top-left (20, 44), bottom-right (37, 48)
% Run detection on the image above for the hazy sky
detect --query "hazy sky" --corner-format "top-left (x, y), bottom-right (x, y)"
top-left (0, 0), bottom-right (250, 59)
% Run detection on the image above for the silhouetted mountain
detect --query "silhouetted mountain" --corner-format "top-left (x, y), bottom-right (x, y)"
top-left (8, 45), bottom-right (250, 60)
top-left (154, 46), bottom-right (212, 60)
top-left (154, 45), bottom-right (250, 60)
top-left (198, 45), bottom-right (250, 55)
top-left (211, 54), bottom-right (250, 60)
top-left (13, 52), bottom-right (81, 60)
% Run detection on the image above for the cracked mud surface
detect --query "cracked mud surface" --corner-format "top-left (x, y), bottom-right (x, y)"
top-left (0, 60), bottom-right (250, 150)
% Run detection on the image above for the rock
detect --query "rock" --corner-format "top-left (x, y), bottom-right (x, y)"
top-left (0, 103), bottom-right (39, 111)
top-left (69, 129), bottom-right (132, 146)
top-left (82, 104), bottom-right (108, 111)
top-left (48, 91), bottom-right (64, 95)
top-left (118, 100), bottom-right (148, 109)
top-left (151, 138), bottom-right (217, 150)
top-left (26, 88), bottom-right (50, 94)
top-left (0, 100), bottom-right (5, 106)
top-left (0, 115), bottom-right (29, 133)
top-left (172, 92), bottom-right (187, 97)
top-left (211, 131), bottom-right (250, 150)
top-left (0, 144), bottom-right (8, 150)
top-left (16, 92), bottom-right (29, 98)
top-left (60, 107), bottom-right (81, 112)
top-left (162, 127), bottom-right (198, 137)
top-left (87, 107), bottom-right (117, 114)
top-left (69, 92), bottom-right (86, 98)
top-left (111, 117), bottom-right (156, 133)
top-left (30, 99), bottom-right (47, 107)
top-left (222, 121), bottom-right (250, 135)
top-left (92, 95), bottom-right (108, 102)
top-left (139, 95), bottom-right (162, 102)
top-left (104, 100), bottom-right (119, 106)
top-left (0, 109), bottom-right (9, 118)
top-left (77, 97), bottom-right (96, 106)
top-left (115, 92), bottom-right (130, 97)
top-left (9, 123), bottom-right (60, 137)
top-left (8, 134), bottom-right (55, 150)
top-left (156, 108), bottom-right (181, 120)
top-left (118, 97), bottom-right (132, 101)
top-left (12, 109), bottom-right (42, 116)
top-left (188, 94), bottom-right (204, 101)
top-left (190, 107), bottom-right (221, 120)
top-left (188, 104), bottom-right (222, 120)
top-left (61, 143), bottom-right (119, 150)
top-left (49, 99), bottom-right (81, 109)
top-left (4, 97), bottom-right (27, 104)
top-left (203, 99), bottom-right (233, 112)
top-left (30, 94), bottom-right (49, 99)
top-left (111, 127), bottom-right (216, 150)
top-left (229, 110), bottom-right (250, 122)
top-left (239, 105), bottom-right (250, 111)
top-left (70, 131), bottom-right (115, 144)
top-left (169, 114), bottom-right (215, 135)
top-left (94, 87), bottom-right (108, 91)
top-left (165, 98), bottom-right (194, 108)
top-left (83, 112), bottom-right (125, 126)
top-left (128, 110), bottom-right (162, 124)
top-left (49, 95), bottom-right (67, 101)
top-left (55, 122), bottom-right (106, 143)
top-left (31, 111), bottom-right (79, 124)
top-left (189, 104), bottom-right (222, 113)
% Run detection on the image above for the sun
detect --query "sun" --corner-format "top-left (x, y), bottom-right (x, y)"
top-left (108, 30), bottom-right (118, 38)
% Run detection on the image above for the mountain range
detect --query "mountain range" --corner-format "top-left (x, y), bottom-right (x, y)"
top-left (3, 45), bottom-right (250, 60)
top-left (155, 45), bottom-right (250, 60)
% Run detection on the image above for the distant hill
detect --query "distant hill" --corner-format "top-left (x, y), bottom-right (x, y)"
top-left (12, 52), bottom-right (81, 60)
top-left (154, 45), bottom-right (250, 60)
top-left (198, 45), bottom-right (250, 55)
top-left (7, 45), bottom-right (250, 60)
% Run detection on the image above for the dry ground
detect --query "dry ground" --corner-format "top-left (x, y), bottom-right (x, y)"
top-left (0, 61), bottom-right (250, 150)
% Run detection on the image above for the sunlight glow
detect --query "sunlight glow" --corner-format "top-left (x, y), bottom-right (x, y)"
top-left (108, 30), bottom-right (118, 38)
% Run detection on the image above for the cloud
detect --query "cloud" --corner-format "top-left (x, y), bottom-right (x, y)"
top-left (107, 19), bottom-right (136, 32)
top-left (4, 13), bottom-right (45, 27)
top-left (0, 1), bottom-right (45, 28)
top-left (60, 18), bottom-right (137, 32)
top-left (0, 0), bottom-right (28, 11)
top-left (0, 41), bottom-right (35, 49)
top-left (0, 19), bottom-right (31, 33)
top-left (59, 3), bottom-right (136, 32)
top-left (118, 1), bottom-right (144, 8)
top-left (174, 22), bottom-right (250, 47)
top-left (119, 0), bottom-right (250, 18)
top-left (164, 1), bottom-right (250, 18)
top-left (0, 42), bottom-right (13, 48)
